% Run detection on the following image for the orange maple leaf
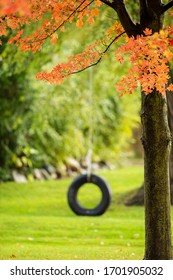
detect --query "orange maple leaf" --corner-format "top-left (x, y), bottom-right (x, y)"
top-left (76, 18), bottom-right (83, 28)
top-left (91, 8), bottom-right (99, 17)
top-left (94, 0), bottom-right (102, 7)
top-left (167, 84), bottom-right (173, 91)
top-left (50, 33), bottom-right (58, 44)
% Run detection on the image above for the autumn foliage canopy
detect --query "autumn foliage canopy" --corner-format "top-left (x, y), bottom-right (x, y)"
top-left (0, 0), bottom-right (173, 95)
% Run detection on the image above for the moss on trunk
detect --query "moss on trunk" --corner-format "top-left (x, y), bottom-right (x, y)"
top-left (141, 90), bottom-right (172, 259)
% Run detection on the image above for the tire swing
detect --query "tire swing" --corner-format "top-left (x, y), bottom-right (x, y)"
top-left (67, 68), bottom-right (112, 216)
top-left (67, 173), bottom-right (112, 216)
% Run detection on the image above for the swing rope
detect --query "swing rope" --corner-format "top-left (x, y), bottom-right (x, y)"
top-left (67, 68), bottom-right (112, 216)
top-left (86, 67), bottom-right (93, 181)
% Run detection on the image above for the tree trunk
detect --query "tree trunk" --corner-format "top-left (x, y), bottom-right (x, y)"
top-left (141, 90), bottom-right (172, 259)
top-left (126, 70), bottom-right (173, 206)
top-left (102, 0), bottom-right (173, 260)
top-left (167, 70), bottom-right (173, 204)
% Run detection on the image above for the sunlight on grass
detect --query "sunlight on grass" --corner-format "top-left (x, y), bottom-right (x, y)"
top-left (0, 165), bottom-right (172, 260)
top-left (77, 183), bottom-right (102, 209)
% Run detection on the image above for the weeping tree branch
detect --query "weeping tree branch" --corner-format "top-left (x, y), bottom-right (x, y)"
top-left (71, 31), bottom-right (125, 74)
top-left (22, 0), bottom-right (94, 44)
top-left (49, 0), bottom-right (94, 38)
top-left (79, 0), bottom-right (94, 12)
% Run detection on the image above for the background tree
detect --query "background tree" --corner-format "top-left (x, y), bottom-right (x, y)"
top-left (0, 18), bottom-right (139, 180)
top-left (0, 35), bottom-right (35, 180)
top-left (1, 0), bottom-right (173, 259)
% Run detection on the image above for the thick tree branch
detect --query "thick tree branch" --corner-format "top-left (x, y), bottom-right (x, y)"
top-left (140, 0), bottom-right (148, 13)
top-left (140, 0), bottom-right (148, 23)
top-left (146, 0), bottom-right (162, 10)
top-left (71, 31), bottom-right (125, 74)
top-left (161, 1), bottom-right (173, 13)
top-left (146, 0), bottom-right (163, 16)
top-left (102, 0), bottom-right (140, 37)
top-left (142, 0), bottom-right (164, 32)
top-left (100, 0), bottom-right (114, 8)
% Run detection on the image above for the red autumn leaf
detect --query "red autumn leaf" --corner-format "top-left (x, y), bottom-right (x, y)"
top-left (168, 38), bottom-right (173, 45)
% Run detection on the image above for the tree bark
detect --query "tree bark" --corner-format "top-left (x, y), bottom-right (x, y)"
top-left (126, 70), bottom-right (173, 206)
top-left (167, 70), bottom-right (173, 205)
top-left (141, 90), bottom-right (172, 259)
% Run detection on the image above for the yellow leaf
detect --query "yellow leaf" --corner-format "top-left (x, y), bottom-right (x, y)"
top-left (94, 0), bottom-right (102, 6)
top-left (50, 33), bottom-right (58, 44)
top-left (60, 26), bottom-right (65, 32)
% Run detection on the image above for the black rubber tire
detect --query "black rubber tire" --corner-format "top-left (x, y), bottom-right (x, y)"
top-left (67, 174), bottom-right (112, 216)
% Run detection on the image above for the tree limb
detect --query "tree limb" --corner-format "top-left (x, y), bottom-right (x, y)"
top-left (26, 0), bottom-right (94, 44)
top-left (71, 31), bottom-right (125, 75)
top-left (79, 0), bottom-right (94, 13)
top-left (161, 1), bottom-right (173, 13)
top-left (140, 0), bottom-right (148, 22)
top-left (145, 0), bottom-right (164, 32)
top-left (146, 0), bottom-right (162, 14)
top-left (100, 0), bottom-right (114, 8)
top-left (101, 0), bottom-right (140, 37)
top-left (53, 0), bottom-right (94, 34)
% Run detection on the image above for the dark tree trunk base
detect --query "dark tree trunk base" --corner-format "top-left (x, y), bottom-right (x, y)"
top-left (125, 183), bottom-right (173, 206)
top-left (125, 184), bottom-right (144, 206)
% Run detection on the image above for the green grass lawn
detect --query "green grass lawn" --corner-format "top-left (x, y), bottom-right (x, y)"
top-left (0, 165), bottom-right (172, 260)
